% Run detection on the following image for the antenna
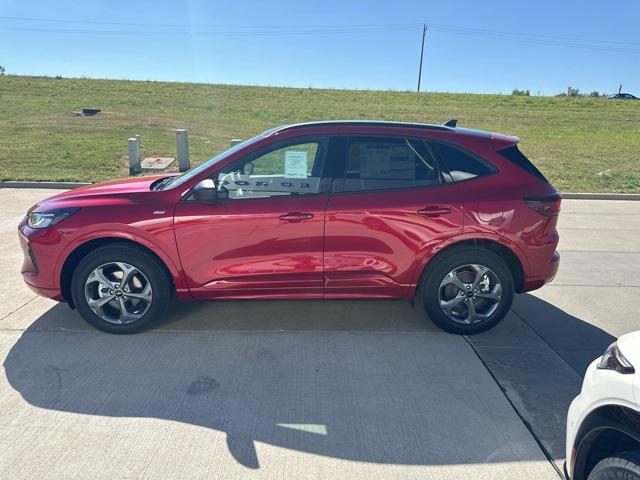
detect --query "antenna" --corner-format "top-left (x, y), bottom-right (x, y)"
top-left (443, 119), bottom-right (457, 128)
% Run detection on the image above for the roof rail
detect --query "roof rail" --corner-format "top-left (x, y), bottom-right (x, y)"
top-left (271, 120), bottom-right (453, 135)
top-left (442, 118), bottom-right (457, 127)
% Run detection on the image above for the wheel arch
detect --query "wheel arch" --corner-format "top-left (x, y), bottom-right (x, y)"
top-left (572, 405), bottom-right (640, 480)
top-left (413, 237), bottom-right (526, 294)
top-left (60, 237), bottom-right (178, 308)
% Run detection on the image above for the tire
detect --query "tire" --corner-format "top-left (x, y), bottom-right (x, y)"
top-left (419, 246), bottom-right (514, 335)
top-left (588, 451), bottom-right (640, 480)
top-left (71, 243), bottom-right (172, 334)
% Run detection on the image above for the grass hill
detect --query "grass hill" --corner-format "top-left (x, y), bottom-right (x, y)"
top-left (1, 75), bottom-right (638, 192)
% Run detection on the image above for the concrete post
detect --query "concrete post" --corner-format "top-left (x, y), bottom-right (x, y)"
top-left (176, 129), bottom-right (190, 172)
top-left (230, 138), bottom-right (242, 147)
top-left (128, 138), bottom-right (141, 175)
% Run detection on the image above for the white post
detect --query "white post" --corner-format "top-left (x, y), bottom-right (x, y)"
top-left (176, 129), bottom-right (190, 172)
top-left (128, 137), bottom-right (140, 175)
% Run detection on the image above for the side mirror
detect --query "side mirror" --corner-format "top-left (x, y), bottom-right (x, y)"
top-left (192, 179), bottom-right (217, 203)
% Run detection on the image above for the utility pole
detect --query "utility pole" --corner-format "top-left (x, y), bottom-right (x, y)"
top-left (417, 23), bottom-right (427, 93)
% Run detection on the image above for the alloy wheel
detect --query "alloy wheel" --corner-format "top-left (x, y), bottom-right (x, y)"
top-left (437, 263), bottom-right (502, 325)
top-left (84, 262), bottom-right (153, 324)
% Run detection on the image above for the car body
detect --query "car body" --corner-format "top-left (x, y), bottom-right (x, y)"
top-left (609, 93), bottom-right (639, 100)
top-left (19, 120), bottom-right (561, 333)
top-left (566, 331), bottom-right (640, 480)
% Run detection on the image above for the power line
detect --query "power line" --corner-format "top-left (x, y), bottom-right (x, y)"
top-left (0, 15), bottom-right (423, 30)
top-left (0, 25), bottom-right (422, 36)
top-left (1, 15), bottom-right (638, 46)
top-left (426, 22), bottom-right (640, 47)
top-left (428, 25), bottom-right (639, 53)
top-left (0, 17), bottom-right (638, 54)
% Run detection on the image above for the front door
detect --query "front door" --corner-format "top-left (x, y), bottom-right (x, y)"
top-left (174, 136), bottom-right (331, 299)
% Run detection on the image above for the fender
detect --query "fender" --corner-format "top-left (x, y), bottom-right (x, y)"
top-left (571, 403), bottom-right (640, 480)
top-left (407, 231), bottom-right (531, 295)
top-left (55, 225), bottom-right (191, 296)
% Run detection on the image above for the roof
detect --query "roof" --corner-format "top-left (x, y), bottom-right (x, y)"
top-left (267, 120), bottom-right (492, 139)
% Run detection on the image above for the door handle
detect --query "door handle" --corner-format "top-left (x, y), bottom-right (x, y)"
top-left (279, 212), bottom-right (314, 223)
top-left (417, 206), bottom-right (451, 218)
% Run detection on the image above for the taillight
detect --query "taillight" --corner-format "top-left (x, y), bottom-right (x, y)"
top-left (524, 193), bottom-right (561, 216)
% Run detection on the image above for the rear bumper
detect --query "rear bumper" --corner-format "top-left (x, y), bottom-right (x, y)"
top-left (522, 250), bottom-right (560, 292)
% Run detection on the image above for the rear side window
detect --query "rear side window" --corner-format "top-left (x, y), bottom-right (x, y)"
top-left (498, 145), bottom-right (549, 182)
top-left (342, 137), bottom-right (441, 192)
top-left (431, 141), bottom-right (494, 182)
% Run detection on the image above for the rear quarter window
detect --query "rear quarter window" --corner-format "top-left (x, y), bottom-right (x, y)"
top-left (498, 145), bottom-right (549, 182)
top-left (431, 141), bottom-right (495, 182)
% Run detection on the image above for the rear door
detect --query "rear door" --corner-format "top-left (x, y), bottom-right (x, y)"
top-left (323, 135), bottom-right (463, 298)
top-left (174, 136), bottom-right (332, 299)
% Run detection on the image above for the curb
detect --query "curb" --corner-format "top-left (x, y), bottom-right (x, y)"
top-left (0, 181), bottom-right (91, 189)
top-left (561, 192), bottom-right (640, 201)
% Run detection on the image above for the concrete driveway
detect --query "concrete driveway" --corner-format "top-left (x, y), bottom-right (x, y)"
top-left (1, 188), bottom-right (638, 479)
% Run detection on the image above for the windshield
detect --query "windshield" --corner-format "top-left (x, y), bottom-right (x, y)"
top-left (162, 129), bottom-right (277, 190)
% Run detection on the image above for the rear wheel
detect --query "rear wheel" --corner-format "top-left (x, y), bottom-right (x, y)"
top-left (420, 247), bottom-right (514, 334)
top-left (71, 244), bottom-right (171, 333)
top-left (587, 451), bottom-right (640, 480)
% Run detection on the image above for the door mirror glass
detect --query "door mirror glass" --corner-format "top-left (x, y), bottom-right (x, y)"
top-left (192, 179), bottom-right (218, 202)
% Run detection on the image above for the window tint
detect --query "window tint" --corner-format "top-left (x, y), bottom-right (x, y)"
top-left (498, 145), bottom-right (548, 182)
top-left (342, 137), bottom-right (441, 192)
top-left (216, 140), bottom-right (330, 199)
top-left (432, 141), bottom-right (494, 182)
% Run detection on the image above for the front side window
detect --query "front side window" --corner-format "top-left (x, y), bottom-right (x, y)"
top-left (216, 139), bottom-right (330, 200)
top-left (342, 137), bottom-right (441, 192)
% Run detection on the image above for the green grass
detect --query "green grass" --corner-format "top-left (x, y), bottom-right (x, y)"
top-left (1, 75), bottom-right (639, 192)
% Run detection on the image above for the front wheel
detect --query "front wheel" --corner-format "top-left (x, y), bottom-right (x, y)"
top-left (587, 452), bottom-right (640, 480)
top-left (71, 243), bottom-right (172, 333)
top-left (420, 247), bottom-right (514, 334)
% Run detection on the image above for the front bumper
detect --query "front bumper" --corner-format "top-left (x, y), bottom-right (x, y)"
top-left (565, 357), bottom-right (638, 480)
top-left (18, 220), bottom-right (65, 302)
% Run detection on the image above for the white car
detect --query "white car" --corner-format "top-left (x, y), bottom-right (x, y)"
top-left (566, 331), bottom-right (640, 479)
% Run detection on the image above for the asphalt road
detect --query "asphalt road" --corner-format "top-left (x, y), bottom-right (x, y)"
top-left (1, 188), bottom-right (638, 479)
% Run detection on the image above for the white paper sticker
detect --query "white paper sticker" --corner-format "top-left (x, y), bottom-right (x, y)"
top-left (284, 151), bottom-right (308, 178)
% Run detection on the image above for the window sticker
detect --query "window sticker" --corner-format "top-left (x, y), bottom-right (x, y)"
top-left (284, 151), bottom-right (308, 179)
top-left (359, 144), bottom-right (390, 178)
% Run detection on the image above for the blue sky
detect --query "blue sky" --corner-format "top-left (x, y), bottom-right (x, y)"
top-left (1, 0), bottom-right (639, 95)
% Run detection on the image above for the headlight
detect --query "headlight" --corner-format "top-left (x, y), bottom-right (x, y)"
top-left (27, 208), bottom-right (79, 229)
top-left (597, 342), bottom-right (635, 374)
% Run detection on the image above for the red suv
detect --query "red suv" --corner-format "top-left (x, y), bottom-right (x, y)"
top-left (19, 120), bottom-right (560, 334)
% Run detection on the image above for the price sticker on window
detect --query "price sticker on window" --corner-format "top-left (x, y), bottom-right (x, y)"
top-left (284, 151), bottom-right (308, 179)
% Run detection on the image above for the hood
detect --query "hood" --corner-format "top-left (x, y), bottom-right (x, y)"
top-left (30, 175), bottom-right (174, 212)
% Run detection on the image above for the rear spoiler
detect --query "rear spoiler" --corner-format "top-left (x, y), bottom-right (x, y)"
top-left (491, 132), bottom-right (520, 151)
